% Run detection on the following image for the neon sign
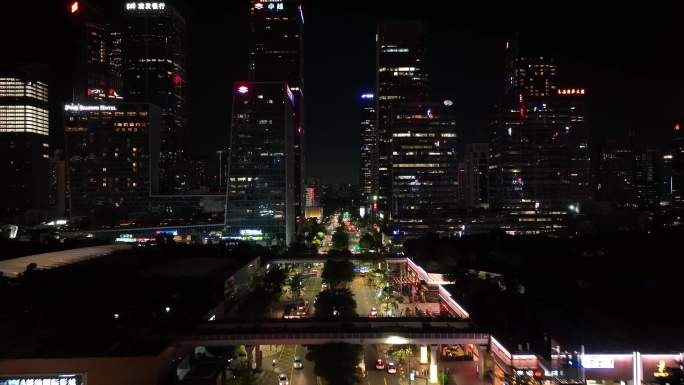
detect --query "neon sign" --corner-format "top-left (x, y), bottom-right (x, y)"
top-left (125, 2), bottom-right (165, 10)
top-left (70, 2), bottom-right (79, 13)
top-left (361, 93), bottom-right (374, 99)
top-left (237, 85), bottom-right (249, 94)
top-left (557, 88), bottom-right (586, 95)
top-left (64, 104), bottom-right (117, 112)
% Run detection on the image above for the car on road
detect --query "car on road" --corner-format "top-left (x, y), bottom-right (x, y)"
top-left (369, 307), bottom-right (378, 317)
top-left (293, 356), bottom-right (303, 369)
top-left (278, 374), bottom-right (289, 385)
top-left (375, 359), bottom-right (385, 370)
top-left (387, 362), bottom-right (397, 374)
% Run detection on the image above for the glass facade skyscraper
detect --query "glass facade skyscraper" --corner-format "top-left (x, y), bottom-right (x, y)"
top-left (490, 46), bottom-right (591, 235)
top-left (0, 71), bottom-right (49, 219)
top-left (376, 21), bottom-right (428, 216)
top-left (391, 102), bottom-right (459, 238)
top-left (359, 93), bottom-right (377, 204)
top-left (122, 2), bottom-right (187, 194)
top-left (224, 82), bottom-right (295, 245)
top-left (249, 0), bottom-right (305, 225)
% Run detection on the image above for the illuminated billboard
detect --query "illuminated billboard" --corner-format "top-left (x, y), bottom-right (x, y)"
top-left (1, 375), bottom-right (83, 385)
top-left (581, 355), bottom-right (615, 369)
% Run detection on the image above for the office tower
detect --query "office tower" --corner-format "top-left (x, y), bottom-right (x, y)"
top-left (490, 41), bottom-right (591, 234)
top-left (69, 0), bottom-right (123, 102)
top-left (671, 124), bottom-right (684, 208)
top-left (249, 0), bottom-right (305, 224)
top-left (599, 138), bottom-right (639, 207)
top-left (391, 101), bottom-right (459, 238)
top-left (64, 102), bottom-right (161, 222)
top-left (458, 142), bottom-right (489, 210)
top-left (122, 1), bottom-right (187, 194)
top-left (376, 21), bottom-right (428, 216)
top-left (634, 147), bottom-right (661, 209)
top-left (359, 92), bottom-right (377, 204)
top-left (224, 82), bottom-right (295, 245)
top-left (490, 84), bottom-right (591, 234)
top-left (0, 70), bottom-right (50, 220)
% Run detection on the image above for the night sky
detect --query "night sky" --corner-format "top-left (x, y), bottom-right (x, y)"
top-left (4, 1), bottom-right (684, 184)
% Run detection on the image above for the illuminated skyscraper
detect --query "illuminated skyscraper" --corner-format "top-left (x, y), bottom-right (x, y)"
top-left (0, 69), bottom-right (50, 219)
top-left (122, 1), bottom-right (187, 194)
top-left (249, 0), bottom-right (305, 225)
top-left (359, 92), bottom-right (377, 205)
top-left (68, 0), bottom-right (123, 102)
top-left (224, 82), bottom-right (296, 245)
top-left (63, 103), bottom-right (161, 222)
top-left (376, 21), bottom-right (428, 216)
top-left (391, 101), bottom-right (459, 238)
top-left (490, 66), bottom-right (591, 235)
top-left (672, 124), bottom-right (684, 208)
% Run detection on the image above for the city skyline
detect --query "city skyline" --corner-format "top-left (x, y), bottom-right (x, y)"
top-left (5, 2), bottom-right (684, 184)
top-left (1, 3), bottom-right (684, 385)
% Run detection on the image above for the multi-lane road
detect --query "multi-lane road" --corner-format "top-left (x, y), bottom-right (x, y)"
top-left (256, 263), bottom-right (484, 385)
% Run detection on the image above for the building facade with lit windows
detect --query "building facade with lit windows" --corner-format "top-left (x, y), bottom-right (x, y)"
top-left (376, 21), bottom-right (428, 216)
top-left (68, 0), bottom-right (123, 103)
top-left (489, 86), bottom-right (592, 235)
top-left (224, 82), bottom-right (295, 245)
top-left (249, 0), bottom-right (305, 226)
top-left (671, 123), bottom-right (684, 208)
top-left (458, 142), bottom-right (490, 210)
top-left (390, 101), bottom-right (459, 238)
top-left (64, 103), bottom-right (161, 220)
top-left (0, 71), bottom-right (50, 219)
top-left (122, 1), bottom-right (187, 194)
top-left (359, 92), bottom-right (378, 204)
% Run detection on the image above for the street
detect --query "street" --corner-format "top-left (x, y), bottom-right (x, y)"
top-left (350, 275), bottom-right (380, 317)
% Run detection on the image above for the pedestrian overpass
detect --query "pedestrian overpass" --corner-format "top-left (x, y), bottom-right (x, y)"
top-left (181, 319), bottom-right (486, 346)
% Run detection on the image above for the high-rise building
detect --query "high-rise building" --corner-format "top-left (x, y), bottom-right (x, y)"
top-left (359, 92), bottom-right (377, 204)
top-left (64, 102), bottom-right (161, 222)
top-left (391, 101), bottom-right (459, 238)
top-left (376, 21), bottom-right (428, 215)
top-left (224, 82), bottom-right (296, 245)
top-left (249, 0), bottom-right (305, 225)
top-left (0, 70), bottom-right (50, 220)
top-left (458, 142), bottom-right (489, 210)
top-left (122, 1), bottom-right (187, 194)
top-left (634, 147), bottom-right (661, 209)
top-left (599, 138), bottom-right (639, 208)
top-left (671, 123), bottom-right (684, 208)
top-left (490, 41), bottom-right (591, 234)
top-left (600, 137), bottom-right (674, 209)
top-left (68, 0), bottom-right (123, 102)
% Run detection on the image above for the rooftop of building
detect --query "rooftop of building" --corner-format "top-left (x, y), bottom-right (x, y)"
top-left (0, 243), bottom-right (257, 358)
